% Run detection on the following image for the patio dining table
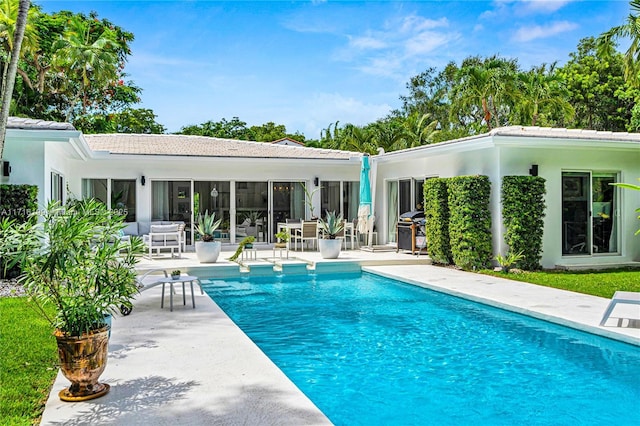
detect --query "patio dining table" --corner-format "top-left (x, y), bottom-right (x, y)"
top-left (277, 221), bottom-right (355, 250)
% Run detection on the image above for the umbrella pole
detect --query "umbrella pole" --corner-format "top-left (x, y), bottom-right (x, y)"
top-left (368, 156), bottom-right (377, 249)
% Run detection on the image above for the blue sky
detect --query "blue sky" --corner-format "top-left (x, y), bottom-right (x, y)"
top-left (38, 1), bottom-right (630, 138)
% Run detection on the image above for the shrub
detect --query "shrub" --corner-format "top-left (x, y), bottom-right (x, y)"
top-left (501, 176), bottom-right (546, 270)
top-left (0, 184), bottom-right (38, 223)
top-left (0, 185), bottom-right (38, 278)
top-left (448, 175), bottom-right (492, 270)
top-left (423, 178), bottom-right (451, 264)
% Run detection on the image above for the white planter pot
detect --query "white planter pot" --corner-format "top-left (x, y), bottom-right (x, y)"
top-left (319, 239), bottom-right (341, 259)
top-left (195, 241), bottom-right (221, 263)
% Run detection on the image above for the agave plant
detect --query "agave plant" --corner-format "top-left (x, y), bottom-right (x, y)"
top-left (319, 211), bottom-right (345, 239)
top-left (196, 210), bottom-right (222, 242)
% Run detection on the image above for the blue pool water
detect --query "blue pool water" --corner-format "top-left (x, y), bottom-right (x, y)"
top-left (202, 272), bottom-right (640, 425)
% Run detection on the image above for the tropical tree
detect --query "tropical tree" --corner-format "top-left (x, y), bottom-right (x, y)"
top-left (557, 37), bottom-right (636, 131)
top-left (513, 64), bottom-right (574, 126)
top-left (0, 0), bottom-right (29, 160)
top-left (73, 108), bottom-right (166, 134)
top-left (52, 15), bottom-right (120, 116)
top-left (0, 0), bottom-right (37, 91)
top-left (397, 112), bottom-right (438, 149)
top-left (597, 0), bottom-right (640, 87)
top-left (449, 56), bottom-right (519, 130)
top-left (342, 124), bottom-right (377, 154)
top-left (369, 117), bottom-right (404, 153)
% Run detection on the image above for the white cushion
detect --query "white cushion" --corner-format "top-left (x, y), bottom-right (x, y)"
top-left (150, 224), bottom-right (179, 233)
top-left (150, 224), bottom-right (180, 243)
top-left (122, 222), bottom-right (138, 236)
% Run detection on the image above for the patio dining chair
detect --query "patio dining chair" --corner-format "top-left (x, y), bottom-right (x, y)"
top-left (293, 221), bottom-right (318, 251)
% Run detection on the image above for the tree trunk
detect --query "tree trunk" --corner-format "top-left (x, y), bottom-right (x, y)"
top-left (0, 0), bottom-right (31, 161)
top-left (481, 98), bottom-right (492, 130)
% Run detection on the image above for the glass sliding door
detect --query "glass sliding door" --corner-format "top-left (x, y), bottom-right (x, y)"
top-left (152, 180), bottom-right (192, 244)
top-left (387, 180), bottom-right (398, 243)
top-left (272, 181), bottom-right (305, 241)
top-left (592, 173), bottom-right (617, 253)
top-left (562, 171), bottom-right (619, 255)
top-left (194, 181), bottom-right (231, 242)
top-left (399, 179), bottom-right (412, 214)
top-left (344, 181), bottom-right (359, 222)
top-left (321, 181), bottom-right (341, 218)
top-left (112, 179), bottom-right (136, 222)
top-left (414, 178), bottom-right (425, 211)
top-left (236, 181), bottom-right (268, 242)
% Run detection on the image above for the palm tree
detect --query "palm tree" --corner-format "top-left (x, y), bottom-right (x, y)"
top-left (0, 0), bottom-right (38, 88)
top-left (514, 64), bottom-right (574, 126)
top-left (450, 56), bottom-right (518, 130)
top-left (52, 15), bottom-right (119, 116)
top-left (0, 0), bottom-right (30, 160)
top-left (597, 0), bottom-right (640, 87)
top-left (343, 124), bottom-right (377, 154)
top-left (397, 112), bottom-right (438, 149)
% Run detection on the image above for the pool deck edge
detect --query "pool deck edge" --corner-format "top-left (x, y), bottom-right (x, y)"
top-left (363, 265), bottom-right (640, 346)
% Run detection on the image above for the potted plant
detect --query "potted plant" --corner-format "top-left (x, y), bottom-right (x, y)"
top-left (229, 236), bottom-right (256, 262)
top-left (274, 230), bottom-right (290, 248)
top-left (195, 210), bottom-right (222, 263)
top-left (7, 198), bottom-right (142, 402)
top-left (300, 182), bottom-right (320, 220)
top-left (318, 211), bottom-right (345, 259)
top-left (171, 269), bottom-right (181, 279)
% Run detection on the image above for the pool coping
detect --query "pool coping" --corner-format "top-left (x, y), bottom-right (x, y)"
top-left (363, 265), bottom-right (640, 347)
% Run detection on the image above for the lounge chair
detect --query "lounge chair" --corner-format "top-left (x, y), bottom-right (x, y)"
top-left (599, 291), bottom-right (640, 327)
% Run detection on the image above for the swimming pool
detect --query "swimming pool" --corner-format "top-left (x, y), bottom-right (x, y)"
top-left (202, 272), bottom-right (640, 425)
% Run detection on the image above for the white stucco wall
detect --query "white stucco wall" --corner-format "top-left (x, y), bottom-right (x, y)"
top-left (373, 134), bottom-right (640, 269)
top-left (500, 142), bottom-right (640, 268)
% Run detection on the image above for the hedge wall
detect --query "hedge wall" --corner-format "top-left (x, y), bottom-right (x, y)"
top-left (0, 184), bottom-right (38, 278)
top-left (447, 175), bottom-right (492, 270)
top-left (423, 178), bottom-right (451, 264)
top-left (0, 184), bottom-right (38, 223)
top-left (501, 176), bottom-right (546, 270)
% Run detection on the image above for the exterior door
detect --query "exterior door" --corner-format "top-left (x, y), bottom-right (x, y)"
top-left (151, 180), bottom-right (193, 244)
top-left (562, 172), bottom-right (618, 255)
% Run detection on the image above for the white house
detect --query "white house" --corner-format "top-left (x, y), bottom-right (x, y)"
top-left (2, 118), bottom-right (639, 269)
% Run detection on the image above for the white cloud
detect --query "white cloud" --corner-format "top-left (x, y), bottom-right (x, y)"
top-left (513, 20), bottom-right (578, 42)
top-left (480, 0), bottom-right (575, 20)
top-left (298, 93), bottom-right (392, 138)
top-left (349, 35), bottom-right (388, 50)
top-left (337, 14), bottom-right (457, 79)
top-left (519, 0), bottom-right (574, 13)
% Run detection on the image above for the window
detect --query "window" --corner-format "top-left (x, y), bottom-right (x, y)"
top-left (321, 181), bottom-right (359, 221)
top-left (51, 172), bottom-right (64, 202)
top-left (83, 178), bottom-right (136, 222)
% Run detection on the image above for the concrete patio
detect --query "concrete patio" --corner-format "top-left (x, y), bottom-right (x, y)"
top-left (40, 248), bottom-right (640, 425)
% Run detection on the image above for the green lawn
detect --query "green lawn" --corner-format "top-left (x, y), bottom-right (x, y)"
top-left (0, 298), bottom-right (58, 426)
top-left (481, 268), bottom-right (640, 298)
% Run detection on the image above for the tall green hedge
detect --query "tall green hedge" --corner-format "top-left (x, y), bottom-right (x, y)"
top-left (0, 184), bottom-right (38, 223)
top-left (448, 175), bottom-right (492, 270)
top-left (501, 176), bottom-right (546, 270)
top-left (423, 178), bottom-right (451, 264)
top-left (0, 185), bottom-right (38, 278)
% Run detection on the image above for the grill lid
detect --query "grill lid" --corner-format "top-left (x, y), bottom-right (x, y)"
top-left (399, 210), bottom-right (425, 220)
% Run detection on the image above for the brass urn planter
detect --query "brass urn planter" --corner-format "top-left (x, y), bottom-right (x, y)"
top-left (55, 326), bottom-right (111, 401)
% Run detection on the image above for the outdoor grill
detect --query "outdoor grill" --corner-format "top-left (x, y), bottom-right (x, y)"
top-left (396, 210), bottom-right (426, 255)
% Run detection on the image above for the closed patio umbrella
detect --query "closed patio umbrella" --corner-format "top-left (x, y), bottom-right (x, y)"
top-left (357, 155), bottom-right (373, 239)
